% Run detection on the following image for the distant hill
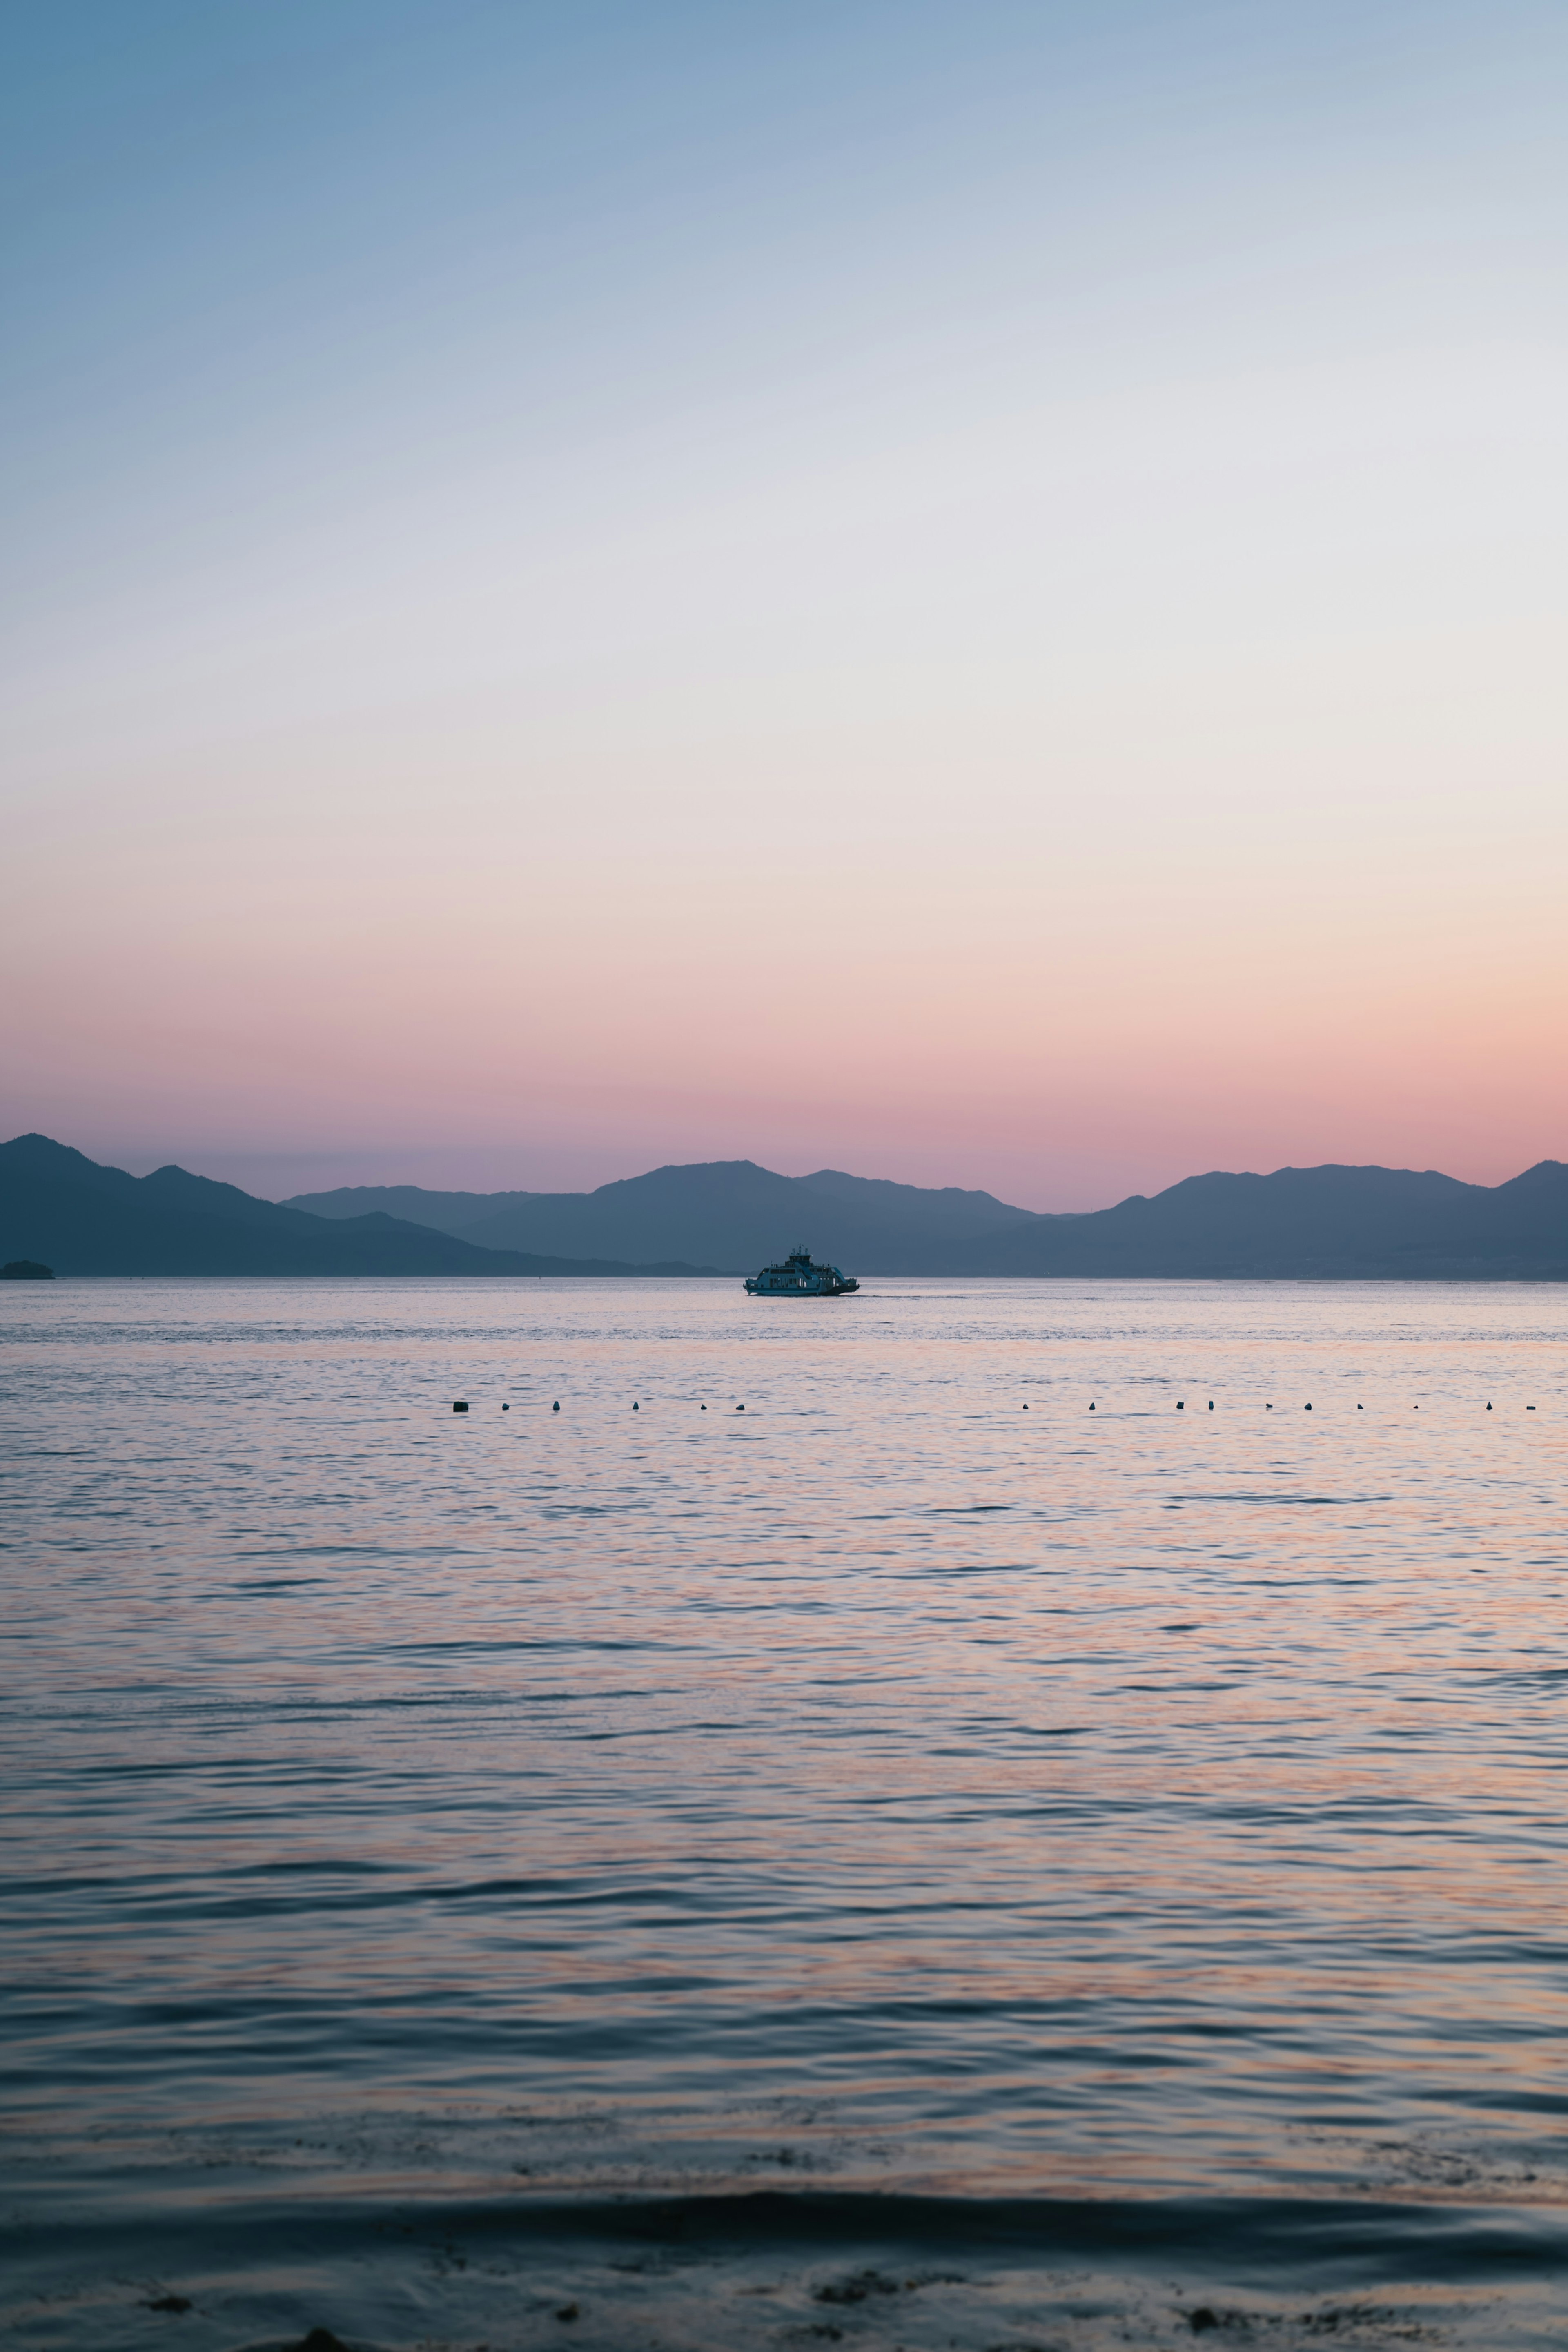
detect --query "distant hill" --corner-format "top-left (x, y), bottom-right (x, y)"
top-left (0, 1137), bottom-right (720, 1277)
top-left (933, 1160), bottom-right (1568, 1278)
top-left (8, 1135), bottom-right (1565, 1279)
top-left (287, 1159), bottom-right (1037, 1272)
top-left (287, 1154), bottom-right (1568, 1278)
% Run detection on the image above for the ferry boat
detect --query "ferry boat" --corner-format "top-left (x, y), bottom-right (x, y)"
top-left (744, 1246), bottom-right (859, 1297)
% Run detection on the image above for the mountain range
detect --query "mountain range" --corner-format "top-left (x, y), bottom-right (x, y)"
top-left (286, 1160), bottom-right (1031, 1272)
top-left (289, 1157), bottom-right (1568, 1278)
top-left (0, 1136), bottom-right (717, 1277)
top-left (2, 1131), bottom-right (1565, 1278)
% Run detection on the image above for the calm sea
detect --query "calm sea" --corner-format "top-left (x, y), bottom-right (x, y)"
top-left (3, 1276), bottom-right (1566, 2350)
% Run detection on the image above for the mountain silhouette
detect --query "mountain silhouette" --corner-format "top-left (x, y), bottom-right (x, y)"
top-left (288, 1154), bottom-right (1568, 1278)
top-left (287, 1161), bottom-right (1033, 1272)
top-left (931, 1161), bottom-right (1568, 1277)
top-left (7, 1135), bottom-right (1565, 1278)
top-left (0, 1136), bottom-right (717, 1276)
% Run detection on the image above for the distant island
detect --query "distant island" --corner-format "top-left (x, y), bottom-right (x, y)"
top-left (1, 1257), bottom-right (54, 1279)
top-left (3, 1132), bottom-right (1566, 1279)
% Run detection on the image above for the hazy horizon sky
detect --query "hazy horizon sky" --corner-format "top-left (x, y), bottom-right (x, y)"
top-left (4, 1), bottom-right (1565, 1210)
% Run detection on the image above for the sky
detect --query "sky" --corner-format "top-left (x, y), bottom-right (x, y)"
top-left (3, 0), bottom-right (1565, 1209)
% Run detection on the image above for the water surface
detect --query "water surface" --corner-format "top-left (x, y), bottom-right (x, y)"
top-left (3, 1277), bottom-right (1566, 2347)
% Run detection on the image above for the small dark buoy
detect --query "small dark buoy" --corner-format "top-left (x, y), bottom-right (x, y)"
top-left (1208, 1401), bottom-right (1214, 1411)
top-left (632, 1401), bottom-right (639, 1411)
top-left (1022, 1402), bottom-right (1029, 1409)
top-left (735, 1403), bottom-right (745, 1411)
top-left (1266, 1402), bottom-right (1272, 1410)
top-left (502, 1402), bottom-right (509, 1411)
top-left (1487, 1402), bottom-right (1492, 1410)
top-left (1304, 1403), bottom-right (1312, 1411)
top-left (1177, 1400), bottom-right (1185, 1411)
top-left (552, 1400), bottom-right (560, 1412)
top-left (1527, 1404), bottom-right (1536, 1410)
top-left (1088, 1402), bottom-right (1095, 1411)
top-left (452, 1401), bottom-right (468, 1413)
top-left (1358, 1403), bottom-right (1363, 1410)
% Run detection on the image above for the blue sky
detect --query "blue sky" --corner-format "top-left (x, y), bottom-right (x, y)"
top-left (4, 2), bottom-right (1565, 1202)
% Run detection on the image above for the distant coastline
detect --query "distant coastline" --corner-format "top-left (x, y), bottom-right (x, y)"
top-left (4, 1133), bottom-right (1566, 1280)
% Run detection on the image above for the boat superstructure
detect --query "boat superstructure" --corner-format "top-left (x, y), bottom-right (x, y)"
top-left (744, 1246), bottom-right (859, 1297)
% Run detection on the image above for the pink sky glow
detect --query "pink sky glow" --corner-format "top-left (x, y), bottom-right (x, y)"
top-left (5, 5), bottom-right (1564, 1206)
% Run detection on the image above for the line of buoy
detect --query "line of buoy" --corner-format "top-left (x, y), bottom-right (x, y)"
top-left (457, 1400), bottom-right (745, 1413)
top-left (463, 1396), bottom-right (1541, 1418)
